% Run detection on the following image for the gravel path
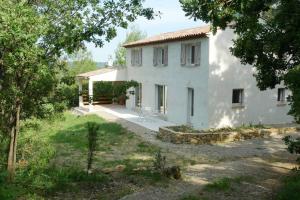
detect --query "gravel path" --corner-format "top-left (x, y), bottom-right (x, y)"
top-left (91, 110), bottom-right (299, 200)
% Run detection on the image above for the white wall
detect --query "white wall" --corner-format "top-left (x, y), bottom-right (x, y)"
top-left (126, 38), bottom-right (210, 129)
top-left (208, 28), bottom-right (294, 128)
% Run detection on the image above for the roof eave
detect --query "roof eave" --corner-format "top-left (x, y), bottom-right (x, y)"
top-left (123, 33), bottom-right (209, 48)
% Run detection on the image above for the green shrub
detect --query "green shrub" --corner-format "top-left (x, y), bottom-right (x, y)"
top-left (283, 135), bottom-right (300, 166)
top-left (285, 66), bottom-right (300, 123)
top-left (204, 177), bottom-right (232, 191)
top-left (276, 172), bottom-right (300, 200)
top-left (153, 150), bottom-right (166, 174)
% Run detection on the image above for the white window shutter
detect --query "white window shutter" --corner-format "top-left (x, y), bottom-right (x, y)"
top-left (131, 49), bottom-right (134, 66)
top-left (135, 50), bottom-right (138, 66)
top-left (195, 42), bottom-right (201, 66)
top-left (181, 44), bottom-right (186, 66)
top-left (164, 46), bottom-right (168, 66)
top-left (136, 49), bottom-right (139, 66)
top-left (153, 48), bottom-right (158, 66)
top-left (139, 48), bottom-right (142, 66)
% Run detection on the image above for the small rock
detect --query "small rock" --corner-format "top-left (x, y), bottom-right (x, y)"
top-left (115, 165), bottom-right (126, 172)
top-left (102, 167), bottom-right (114, 174)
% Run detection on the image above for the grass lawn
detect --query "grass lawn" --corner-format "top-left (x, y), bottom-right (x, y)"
top-left (0, 111), bottom-right (178, 200)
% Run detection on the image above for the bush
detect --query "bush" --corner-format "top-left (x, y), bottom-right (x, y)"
top-left (276, 171), bottom-right (300, 200)
top-left (285, 65), bottom-right (300, 123)
top-left (283, 135), bottom-right (300, 166)
top-left (153, 150), bottom-right (166, 174)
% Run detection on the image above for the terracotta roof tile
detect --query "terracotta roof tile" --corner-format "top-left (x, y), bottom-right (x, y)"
top-left (123, 25), bottom-right (210, 48)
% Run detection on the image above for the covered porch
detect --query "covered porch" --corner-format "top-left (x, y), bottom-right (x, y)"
top-left (75, 67), bottom-right (176, 131)
top-left (76, 68), bottom-right (128, 111)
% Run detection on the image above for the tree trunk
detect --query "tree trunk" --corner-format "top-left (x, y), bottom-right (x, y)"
top-left (7, 102), bottom-right (21, 182)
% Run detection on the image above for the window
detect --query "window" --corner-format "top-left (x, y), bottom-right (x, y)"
top-left (232, 89), bottom-right (244, 105)
top-left (277, 88), bottom-right (286, 102)
top-left (161, 48), bottom-right (165, 64)
top-left (153, 46), bottom-right (168, 66)
top-left (131, 48), bottom-right (142, 66)
top-left (156, 84), bottom-right (167, 114)
top-left (191, 45), bottom-right (196, 64)
top-left (181, 42), bottom-right (201, 66)
top-left (135, 83), bottom-right (142, 107)
top-left (188, 88), bottom-right (194, 117)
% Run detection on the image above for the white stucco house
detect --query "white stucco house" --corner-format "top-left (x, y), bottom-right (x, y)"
top-left (77, 25), bottom-right (294, 130)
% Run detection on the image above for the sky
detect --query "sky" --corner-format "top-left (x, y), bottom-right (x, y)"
top-left (86, 0), bottom-right (206, 62)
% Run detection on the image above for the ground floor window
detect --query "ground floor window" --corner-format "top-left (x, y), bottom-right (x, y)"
top-left (156, 84), bottom-right (167, 114)
top-left (135, 83), bottom-right (142, 107)
top-left (232, 89), bottom-right (244, 105)
top-left (277, 88), bottom-right (286, 102)
top-left (188, 88), bottom-right (194, 117)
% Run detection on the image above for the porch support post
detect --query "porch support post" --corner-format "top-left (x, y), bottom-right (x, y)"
top-left (88, 78), bottom-right (94, 111)
top-left (78, 79), bottom-right (84, 107)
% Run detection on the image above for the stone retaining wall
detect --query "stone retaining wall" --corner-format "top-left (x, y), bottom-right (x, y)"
top-left (157, 126), bottom-right (299, 145)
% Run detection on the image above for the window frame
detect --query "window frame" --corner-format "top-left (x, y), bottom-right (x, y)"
top-left (153, 46), bottom-right (168, 67)
top-left (277, 88), bottom-right (287, 105)
top-left (232, 89), bottom-right (244, 108)
top-left (156, 84), bottom-right (167, 115)
top-left (188, 88), bottom-right (194, 117)
top-left (161, 48), bottom-right (165, 65)
top-left (181, 42), bottom-right (201, 67)
top-left (131, 48), bottom-right (142, 67)
top-left (191, 45), bottom-right (196, 65)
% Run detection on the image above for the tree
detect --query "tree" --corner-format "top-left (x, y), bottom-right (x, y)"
top-left (180, 0), bottom-right (300, 121)
top-left (0, 0), bottom-right (154, 181)
top-left (114, 26), bottom-right (147, 66)
top-left (68, 49), bottom-right (98, 76)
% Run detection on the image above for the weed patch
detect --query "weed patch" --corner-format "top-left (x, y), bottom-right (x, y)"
top-left (276, 171), bottom-right (300, 200)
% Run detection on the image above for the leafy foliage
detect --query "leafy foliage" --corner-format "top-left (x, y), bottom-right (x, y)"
top-left (276, 171), bottom-right (300, 200)
top-left (68, 49), bottom-right (98, 76)
top-left (114, 26), bottom-right (147, 66)
top-left (0, 0), bottom-right (154, 178)
top-left (0, 112), bottom-right (167, 199)
top-left (285, 66), bottom-right (300, 123)
top-left (153, 150), bottom-right (166, 174)
top-left (180, 0), bottom-right (300, 121)
top-left (283, 135), bottom-right (300, 165)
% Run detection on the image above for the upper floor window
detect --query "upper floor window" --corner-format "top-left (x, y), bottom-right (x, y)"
top-left (277, 88), bottom-right (286, 102)
top-left (153, 46), bottom-right (168, 66)
top-left (131, 48), bottom-right (142, 67)
top-left (181, 42), bottom-right (201, 66)
top-left (232, 89), bottom-right (244, 107)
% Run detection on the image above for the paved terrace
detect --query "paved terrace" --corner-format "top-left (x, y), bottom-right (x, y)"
top-left (75, 105), bottom-right (175, 132)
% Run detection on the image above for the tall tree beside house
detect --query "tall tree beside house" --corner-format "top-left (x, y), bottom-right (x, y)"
top-left (0, 0), bottom-right (154, 181)
top-left (180, 0), bottom-right (300, 122)
top-left (68, 49), bottom-right (98, 76)
top-left (114, 26), bottom-right (147, 66)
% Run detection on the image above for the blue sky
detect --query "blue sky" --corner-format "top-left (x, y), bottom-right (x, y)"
top-left (86, 0), bottom-right (206, 62)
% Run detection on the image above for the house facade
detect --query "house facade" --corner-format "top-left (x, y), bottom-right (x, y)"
top-left (123, 25), bottom-right (294, 129)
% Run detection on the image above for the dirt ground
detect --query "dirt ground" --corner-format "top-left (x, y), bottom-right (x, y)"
top-left (91, 110), bottom-right (299, 200)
